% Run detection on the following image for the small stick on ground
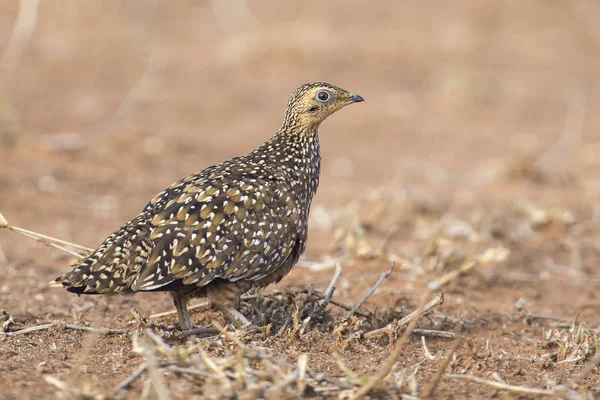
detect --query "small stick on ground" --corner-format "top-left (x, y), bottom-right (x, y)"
top-left (145, 329), bottom-right (175, 358)
top-left (297, 353), bottom-right (308, 394)
top-left (182, 327), bottom-right (220, 337)
top-left (321, 262), bottom-right (342, 307)
top-left (352, 292), bottom-right (435, 399)
top-left (348, 262), bottom-right (394, 317)
top-left (420, 329), bottom-right (463, 398)
top-left (197, 348), bottom-right (227, 378)
top-left (265, 369), bottom-right (300, 394)
top-left (116, 362), bottom-right (188, 393)
top-left (421, 336), bottom-right (435, 360)
top-left (0, 323), bottom-right (53, 336)
top-left (427, 260), bottom-right (476, 292)
top-left (115, 363), bottom-right (148, 392)
top-left (165, 366), bottom-right (212, 377)
top-left (411, 329), bottom-right (455, 339)
top-left (63, 323), bottom-right (125, 335)
top-left (311, 262), bottom-right (342, 317)
top-left (43, 376), bottom-right (70, 392)
top-left (364, 293), bottom-right (444, 339)
top-left (307, 369), bottom-right (354, 390)
top-left (0, 322), bottom-right (125, 336)
top-left (353, 260), bottom-right (476, 398)
top-left (136, 330), bottom-right (170, 400)
top-left (211, 321), bottom-right (247, 349)
top-left (445, 374), bottom-right (557, 397)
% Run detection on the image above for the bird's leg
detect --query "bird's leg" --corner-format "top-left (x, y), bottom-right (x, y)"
top-left (171, 292), bottom-right (192, 331)
top-left (206, 281), bottom-right (252, 328)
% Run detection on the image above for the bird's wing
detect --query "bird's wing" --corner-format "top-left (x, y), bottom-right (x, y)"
top-left (131, 173), bottom-right (302, 291)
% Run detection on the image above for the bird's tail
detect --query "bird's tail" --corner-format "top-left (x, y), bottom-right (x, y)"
top-left (50, 218), bottom-right (151, 294)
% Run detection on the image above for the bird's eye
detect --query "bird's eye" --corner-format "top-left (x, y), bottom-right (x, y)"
top-left (316, 90), bottom-right (330, 102)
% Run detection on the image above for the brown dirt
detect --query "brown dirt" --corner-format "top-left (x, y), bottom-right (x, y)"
top-left (1, 1), bottom-right (600, 398)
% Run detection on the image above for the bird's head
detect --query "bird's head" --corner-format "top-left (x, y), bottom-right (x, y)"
top-left (282, 82), bottom-right (364, 131)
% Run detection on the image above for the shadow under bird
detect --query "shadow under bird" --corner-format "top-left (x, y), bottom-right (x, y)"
top-left (51, 82), bottom-right (364, 331)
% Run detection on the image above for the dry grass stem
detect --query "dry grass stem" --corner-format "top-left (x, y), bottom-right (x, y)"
top-left (348, 262), bottom-right (394, 316)
top-left (421, 336), bottom-right (435, 360)
top-left (427, 260), bottom-right (476, 291)
top-left (135, 330), bottom-right (170, 400)
top-left (182, 327), bottom-right (220, 337)
top-left (165, 366), bottom-right (212, 377)
top-left (353, 254), bottom-right (478, 398)
top-left (323, 262), bottom-right (342, 302)
top-left (352, 292), bottom-right (435, 399)
top-left (0, 322), bottom-right (125, 336)
top-left (313, 262), bottom-right (342, 315)
top-left (145, 329), bottom-right (175, 358)
top-left (411, 329), bottom-right (455, 339)
top-left (363, 293), bottom-right (444, 340)
top-left (0, 214), bottom-right (93, 257)
top-left (420, 330), bottom-right (463, 398)
top-left (42, 375), bottom-right (69, 392)
top-left (446, 374), bottom-right (558, 397)
top-left (211, 320), bottom-right (247, 349)
top-left (116, 363), bottom-right (148, 392)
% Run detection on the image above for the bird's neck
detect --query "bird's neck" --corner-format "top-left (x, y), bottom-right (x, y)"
top-left (257, 127), bottom-right (321, 169)
top-left (250, 127), bottom-right (321, 195)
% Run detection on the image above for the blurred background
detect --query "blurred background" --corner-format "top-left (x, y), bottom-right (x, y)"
top-left (1, 0), bottom-right (600, 319)
top-left (2, 2), bottom-right (600, 396)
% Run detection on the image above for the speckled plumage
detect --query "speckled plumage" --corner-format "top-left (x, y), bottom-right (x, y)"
top-left (51, 82), bottom-right (364, 330)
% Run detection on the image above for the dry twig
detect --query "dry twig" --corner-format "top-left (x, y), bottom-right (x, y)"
top-left (411, 329), bottom-right (455, 339)
top-left (420, 328), bottom-right (463, 398)
top-left (311, 262), bottom-right (342, 318)
top-left (0, 322), bottom-right (125, 336)
top-left (352, 293), bottom-right (435, 399)
top-left (0, 212), bottom-right (92, 257)
top-left (353, 258), bottom-right (477, 398)
top-left (116, 363), bottom-right (148, 392)
top-left (446, 374), bottom-right (558, 397)
top-left (133, 330), bottom-right (170, 400)
top-left (363, 293), bottom-right (444, 340)
top-left (348, 262), bottom-right (394, 317)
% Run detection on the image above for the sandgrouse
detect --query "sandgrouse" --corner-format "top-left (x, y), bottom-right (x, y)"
top-left (51, 82), bottom-right (364, 331)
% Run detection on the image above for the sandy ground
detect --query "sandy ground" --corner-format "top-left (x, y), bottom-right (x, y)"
top-left (1, 1), bottom-right (600, 398)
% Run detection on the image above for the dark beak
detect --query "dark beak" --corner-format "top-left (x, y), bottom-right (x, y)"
top-left (350, 93), bottom-right (364, 103)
